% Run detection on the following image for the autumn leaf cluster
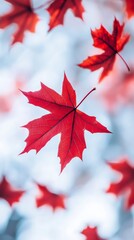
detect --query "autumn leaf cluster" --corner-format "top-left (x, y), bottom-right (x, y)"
top-left (0, 0), bottom-right (134, 239)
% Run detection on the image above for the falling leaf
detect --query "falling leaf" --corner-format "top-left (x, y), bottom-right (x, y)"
top-left (125, 0), bottom-right (134, 18)
top-left (0, 0), bottom-right (39, 44)
top-left (36, 183), bottom-right (66, 210)
top-left (47, 0), bottom-right (84, 31)
top-left (0, 177), bottom-right (25, 206)
top-left (78, 18), bottom-right (130, 82)
top-left (21, 74), bottom-right (110, 172)
top-left (81, 226), bottom-right (105, 240)
top-left (107, 158), bottom-right (134, 209)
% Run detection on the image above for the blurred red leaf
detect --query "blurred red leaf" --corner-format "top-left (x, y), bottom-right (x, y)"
top-left (21, 74), bottom-right (110, 172)
top-left (0, 0), bottom-right (39, 44)
top-left (78, 18), bottom-right (130, 82)
top-left (0, 94), bottom-right (13, 113)
top-left (47, 0), bottom-right (84, 31)
top-left (125, 0), bottom-right (134, 18)
top-left (0, 79), bottom-right (25, 113)
top-left (36, 183), bottom-right (66, 210)
top-left (81, 226), bottom-right (105, 240)
top-left (0, 177), bottom-right (25, 206)
top-left (98, 67), bottom-right (134, 112)
top-left (107, 159), bottom-right (134, 209)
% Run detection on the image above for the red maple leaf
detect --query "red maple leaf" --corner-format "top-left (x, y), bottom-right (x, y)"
top-left (47, 0), bottom-right (84, 31)
top-left (106, 159), bottom-right (134, 209)
top-left (78, 18), bottom-right (130, 82)
top-left (0, 0), bottom-right (39, 44)
top-left (125, 0), bottom-right (134, 18)
top-left (0, 176), bottom-right (25, 206)
top-left (36, 183), bottom-right (66, 210)
top-left (21, 74), bottom-right (110, 172)
top-left (81, 226), bottom-right (105, 240)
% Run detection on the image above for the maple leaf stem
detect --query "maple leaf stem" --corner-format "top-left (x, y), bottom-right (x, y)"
top-left (117, 52), bottom-right (130, 71)
top-left (33, 4), bottom-right (46, 11)
top-left (33, 0), bottom-right (53, 11)
top-left (76, 87), bottom-right (96, 109)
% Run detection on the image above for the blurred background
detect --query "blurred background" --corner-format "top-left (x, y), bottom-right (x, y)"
top-left (0, 0), bottom-right (134, 239)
